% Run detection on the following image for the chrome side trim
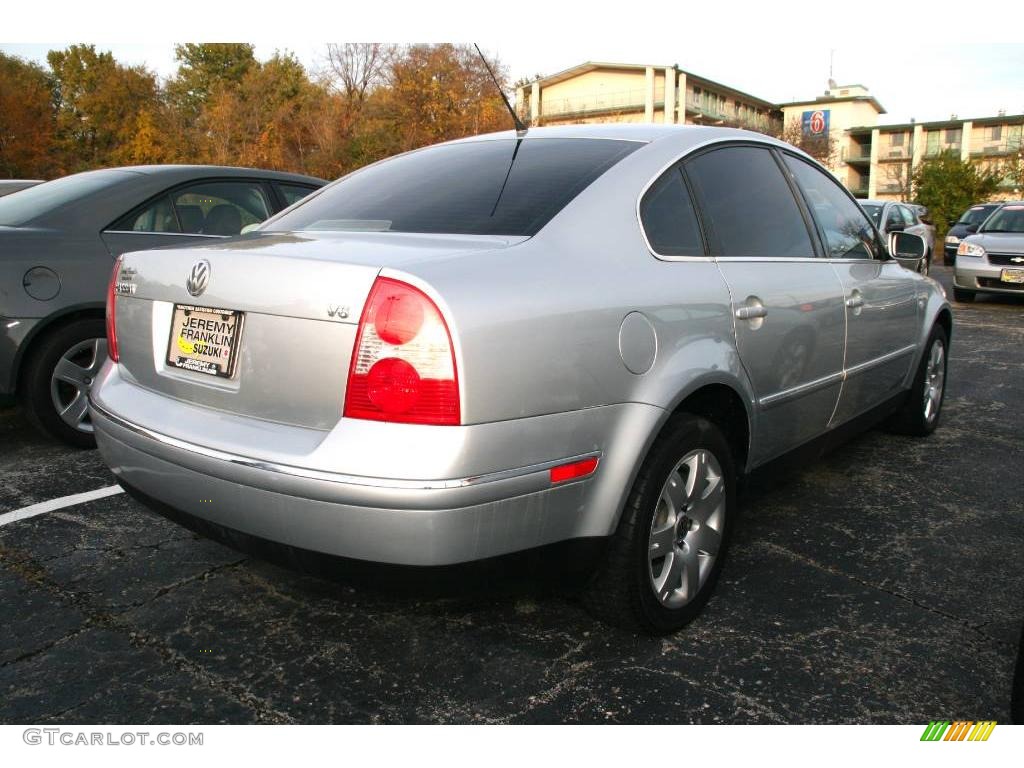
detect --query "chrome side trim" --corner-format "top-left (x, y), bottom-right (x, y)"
top-left (758, 344), bottom-right (918, 410)
top-left (844, 344), bottom-right (917, 380)
top-left (759, 371), bottom-right (844, 410)
top-left (88, 397), bottom-right (600, 491)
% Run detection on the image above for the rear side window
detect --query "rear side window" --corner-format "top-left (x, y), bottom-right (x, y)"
top-left (115, 195), bottom-right (180, 232)
top-left (685, 146), bottom-right (814, 258)
top-left (267, 138), bottom-right (640, 236)
top-left (277, 183), bottom-right (318, 207)
top-left (900, 206), bottom-right (917, 226)
top-left (783, 154), bottom-right (878, 260)
top-left (172, 181), bottom-right (270, 235)
top-left (639, 168), bottom-right (704, 257)
top-left (111, 181), bottom-right (272, 236)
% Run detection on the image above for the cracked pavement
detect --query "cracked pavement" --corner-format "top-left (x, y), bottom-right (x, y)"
top-left (1, 266), bottom-right (1021, 724)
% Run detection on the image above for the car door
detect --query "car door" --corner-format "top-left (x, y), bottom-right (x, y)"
top-left (781, 154), bottom-right (919, 426)
top-left (684, 144), bottom-right (846, 465)
top-left (101, 179), bottom-right (274, 257)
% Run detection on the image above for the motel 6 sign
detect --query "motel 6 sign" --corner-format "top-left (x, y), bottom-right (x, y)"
top-left (802, 109), bottom-right (830, 136)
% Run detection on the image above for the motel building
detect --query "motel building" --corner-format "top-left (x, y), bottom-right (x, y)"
top-left (517, 62), bottom-right (1024, 201)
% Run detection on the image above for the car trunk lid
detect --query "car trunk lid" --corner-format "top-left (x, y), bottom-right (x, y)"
top-left (111, 231), bottom-right (521, 429)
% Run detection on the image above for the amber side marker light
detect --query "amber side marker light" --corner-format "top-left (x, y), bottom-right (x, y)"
top-left (550, 457), bottom-right (599, 484)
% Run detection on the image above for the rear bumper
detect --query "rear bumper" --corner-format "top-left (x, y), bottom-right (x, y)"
top-left (954, 258), bottom-right (1024, 295)
top-left (90, 364), bottom-right (663, 566)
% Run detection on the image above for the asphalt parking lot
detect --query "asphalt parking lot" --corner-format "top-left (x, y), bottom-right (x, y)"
top-left (1, 265), bottom-right (1021, 724)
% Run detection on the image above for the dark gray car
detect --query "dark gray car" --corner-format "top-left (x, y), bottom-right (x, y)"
top-left (0, 165), bottom-right (325, 446)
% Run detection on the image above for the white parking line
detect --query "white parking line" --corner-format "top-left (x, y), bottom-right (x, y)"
top-left (0, 485), bottom-right (124, 528)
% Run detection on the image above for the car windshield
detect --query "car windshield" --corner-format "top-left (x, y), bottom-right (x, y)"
top-left (980, 205), bottom-right (1024, 233)
top-left (265, 138), bottom-right (641, 237)
top-left (958, 205), bottom-right (998, 226)
top-left (860, 203), bottom-right (883, 227)
top-left (0, 170), bottom-right (133, 227)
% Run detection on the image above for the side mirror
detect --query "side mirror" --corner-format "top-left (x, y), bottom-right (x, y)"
top-left (889, 231), bottom-right (926, 270)
top-left (887, 220), bottom-right (905, 232)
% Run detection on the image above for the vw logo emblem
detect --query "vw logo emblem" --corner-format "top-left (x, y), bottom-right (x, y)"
top-left (186, 260), bottom-right (210, 297)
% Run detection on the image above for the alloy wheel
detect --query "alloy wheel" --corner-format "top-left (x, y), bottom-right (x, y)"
top-left (648, 448), bottom-right (726, 609)
top-left (49, 337), bottom-right (107, 433)
top-left (923, 339), bottom-right (945, 424)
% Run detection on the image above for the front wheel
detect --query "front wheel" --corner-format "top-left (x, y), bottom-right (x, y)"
top-left (582, 414), bottom-right (736, 634)
top-left (887, 325), bottom-right (948, 437)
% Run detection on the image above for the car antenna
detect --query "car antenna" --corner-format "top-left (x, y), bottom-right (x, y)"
top-left (474, 43), bottom-right (527, 134)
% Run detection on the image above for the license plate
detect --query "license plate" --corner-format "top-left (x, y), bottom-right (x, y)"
top-left (1000, 268), bottom-right (1024, 284)
top-left (166, 304), bottom-right (243, 378)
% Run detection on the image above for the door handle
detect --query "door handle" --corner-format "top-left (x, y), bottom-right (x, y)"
top-left (735, 306), bottom-right (768, 320)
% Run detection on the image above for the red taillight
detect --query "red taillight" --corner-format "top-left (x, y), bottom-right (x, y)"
top-left (105, 256), bottom-right (122, 362)
top-left (344, 277), bottom-right (460, 425)
top-left (550, 457), bottom-right (599, 484)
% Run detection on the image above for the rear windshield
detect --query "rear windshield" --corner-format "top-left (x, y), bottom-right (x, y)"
top-left (266, 138), bottom-right (641, 237)
top-left (959, 205), bottom-right (999, 226)
top-left (860, 203), bottom-right (883, 227)
top-left (980, 205), bottom-right (1024, 234)
top-left (0, 170), bottom-right (133, 227)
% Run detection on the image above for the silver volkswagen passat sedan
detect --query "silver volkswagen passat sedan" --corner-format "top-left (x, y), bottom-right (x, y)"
top-left (90, 125), bottom-right (950, 633)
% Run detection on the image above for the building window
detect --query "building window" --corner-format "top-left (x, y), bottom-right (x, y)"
top-left (891, 133), bottom-right (905, 147)
top-left (988, 125), bottom-right (1002, 141)
top-left (945, 128), bottom-right (962, 145)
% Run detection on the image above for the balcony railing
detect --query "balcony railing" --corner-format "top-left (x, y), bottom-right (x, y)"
top-left (924, 143), bottom-right (961, 158)
top-left (876, 145), bottom-right (911, 161)
top-left (969, 137), bottom-right (1023, 157)
top-left (540, 86), bottom-right (663, 118)
top-left (842, 146), bottom-right (872, 162)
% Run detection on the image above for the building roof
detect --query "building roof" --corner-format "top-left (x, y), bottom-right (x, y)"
top-left (531, 61), bottom-right (779, 111)
top-left (777, 93), bottom-right (887, 115)
top-left (852, 112), bottom-right (1024, 133)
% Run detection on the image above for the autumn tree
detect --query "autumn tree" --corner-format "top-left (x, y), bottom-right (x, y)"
top-left (380, 44), bottom-right (515, 153)
top-left (772, 118), bottom-right (839, 167)
top-left (912, 150), bottom-right (1002, 237)
top-left (167, 43), bottom-right (256, 118)
top-left (0, 52), bottom-right (59, 178)
top-left (47, 45), bottom-right (162, 170)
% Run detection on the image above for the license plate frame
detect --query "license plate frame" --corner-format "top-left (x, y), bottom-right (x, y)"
top-left (1000, 268), bottom-right (1024, 284)
top-left (165, 304), bottom-right (244, 379)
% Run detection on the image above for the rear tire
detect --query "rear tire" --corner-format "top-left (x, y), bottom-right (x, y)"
top-left (952, 286), bottom-right (975, 303)
top-left (582, 414), bottom-right (736, 634)
top-left (21, 319), bottom-right (106, 449)
top-left (887, 325), bottom-right (948, 437)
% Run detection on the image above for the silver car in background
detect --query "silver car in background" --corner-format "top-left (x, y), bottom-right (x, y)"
top-left (90, 125), bottom-right (951, 634)
top-left (859, 199), bottom-right (936, 275)
top-left (954, 201), bottom-right (1024, 302)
